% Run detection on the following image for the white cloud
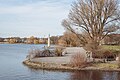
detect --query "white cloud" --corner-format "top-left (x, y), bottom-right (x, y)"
top-left (0, 6), bottom-right (33, 14)
top-left (0, 0), bottom-right (72, 37)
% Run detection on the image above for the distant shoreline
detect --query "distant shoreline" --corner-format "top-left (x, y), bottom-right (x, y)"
top-left (0, 42), bottom-right (47, 45)
top-left (0, 42), bottom-right (9, 44)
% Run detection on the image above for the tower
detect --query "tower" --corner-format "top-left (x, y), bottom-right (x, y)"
top-left (48, 34), bottom-right (50, 47)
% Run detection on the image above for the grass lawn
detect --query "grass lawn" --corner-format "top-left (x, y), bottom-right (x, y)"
top-left (92, 63), bottom-right (119, 69)
top-left (102, 45), bottom-right (120, 54)
top-left (102, 45), bottom-right (120, 50)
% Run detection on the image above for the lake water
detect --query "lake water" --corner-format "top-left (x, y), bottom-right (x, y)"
top-left (0, 44), bottom-right (120, 80)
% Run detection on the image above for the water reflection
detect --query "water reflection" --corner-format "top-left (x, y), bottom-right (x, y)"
top-left (26, 67), bottom-right (120, 80)
top-left (70, 71), bottom-right (120, 80)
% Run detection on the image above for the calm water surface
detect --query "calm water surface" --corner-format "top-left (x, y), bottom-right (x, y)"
top-left (0, 44), bottom-right (120, 80)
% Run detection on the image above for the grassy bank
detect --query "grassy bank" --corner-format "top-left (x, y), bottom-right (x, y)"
top-left (23, 60), bottom-right (79, 71)
top-left (23, 60), bottom-right (120, 71)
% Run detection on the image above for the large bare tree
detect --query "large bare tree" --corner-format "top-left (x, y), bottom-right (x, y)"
top-left (62, 0), bottom-right (120, 51)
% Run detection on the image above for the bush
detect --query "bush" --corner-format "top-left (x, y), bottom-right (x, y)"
top-left (55, 48), bottom-right (63, 56)
top-left (27, 49), bottom-right (42, 59)
top-left (92, 49), bottom-right (117, 63)
top-left (70, 53), bottom-right (87, 68)
top-left (26, 49), bottom-right (55, 60)
top-left (41, 49), bottom-right (55, 57)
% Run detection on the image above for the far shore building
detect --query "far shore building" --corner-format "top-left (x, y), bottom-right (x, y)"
top-left (4, 38), bottom-right (10, 42)
top-left (39, 38), bottom-right (45, 44)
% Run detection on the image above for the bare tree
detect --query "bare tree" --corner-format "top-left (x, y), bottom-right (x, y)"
top-left (62, 0), bottom-right (120, 51)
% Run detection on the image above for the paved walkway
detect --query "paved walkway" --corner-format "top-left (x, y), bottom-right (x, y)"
top-left (31, 47), bottom-right (87, 64)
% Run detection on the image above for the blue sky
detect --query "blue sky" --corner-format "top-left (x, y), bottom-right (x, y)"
top-left (0, 0), bottom-right (74, 38)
